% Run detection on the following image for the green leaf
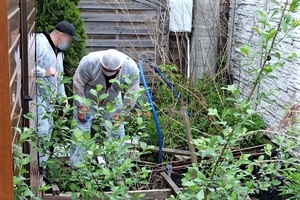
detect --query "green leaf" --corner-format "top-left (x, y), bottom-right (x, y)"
top-left (60, 77), bottom-right (72, 84)
top-left (264, 144), bottom-right (273, 156)
top-left (196, 189), bottom-right (205, 200)
top-left (73, 129), bottom-right (83, 140)
top-left (98, 93), bottom-right (110, 102)
top-left (69, 183), bottom-right (77, 192)
top-left (270, 9), bottom-right (279, 19)
top-left (74, 95), bottom-right (91, 107)
top-left (291, 19), bottom-right (300, 28)
top-left (109, 79), bottom-right (120, 85)
top-left (286, 52), bottom-right (298, 61)
top-left (208, 108), bottom-right (219, 118)
top-left (238, 44), bottom-right (251, 56)
top-left (105, 120), bottom-right (113, 131)
top-left (137, 117), bottom-right (143, 125)
top-left (289, 0), bottom-right (300, 12)
top-left (85, 182), bottom-right (92, 190)
top-left (267, 28), bottom-right (277, 42)
top-left (281, 21), bottom-right (288, 33)
top-left (263, 65), bottom-right (273, 73)
top-left (257, 10), bottom-right (268, 23)
top-left (24, 113), bottom-right (35, 120)
top-left (246, 181), bottom-right (253, 188)
top-left (224, 84), bottom-right (240, 96)
top-left (96, 84), bottom-right (103, 92)
top-left (140, 141), bottom-right (147, 151)
top-left (90, 89), bottom-right (97, 97)
top-left (248, 164), bottom-right (254, 173)
top-left (208, 136), bottom-right (217, 147)
top-left (71, 193), bottom-right (78, 200)
top-left (284, 14), bottom-right (292, 23)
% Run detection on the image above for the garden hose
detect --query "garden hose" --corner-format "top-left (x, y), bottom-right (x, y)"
top-left (143, 60), bottom-right (192, 117)
top-left (139, 60), bottom-right (163, 164)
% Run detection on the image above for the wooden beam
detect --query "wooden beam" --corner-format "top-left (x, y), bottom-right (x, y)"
top-left (43, 189), bottom-right (172, 200)
top-left (81, 13), bottom-right (156, 23)
top-left (85, 26), bottom-right (152, 35)
top-left (0, 0), bottom-right (14, 199)
top-left (182, 106), bottom-right (197, 178)
top-left (79, 2), bottom-right (155, 10)
top-left (151, 147), bottom-right (191, 156)
top-left (160, 172), bottom-right (180, 195)
top-left (86, 39), bottom-right (156, 48)
top-left (51, 183), bottom-right (60, 195)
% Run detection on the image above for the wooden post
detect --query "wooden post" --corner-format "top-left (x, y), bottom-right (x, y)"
top-left (0, 0), bottom-right (14, 199)
top-left (181, 106), bottom-right (197, 177)
top-left (190, 0), bottom-right (220, 81)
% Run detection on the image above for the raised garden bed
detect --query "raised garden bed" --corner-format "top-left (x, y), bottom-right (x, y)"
top-left (41, 143), bottom-right (286, 200)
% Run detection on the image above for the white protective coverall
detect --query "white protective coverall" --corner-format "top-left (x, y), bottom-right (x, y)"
top-left (70, 50), bottom-right (140, 164)
top-left (36, 31), bottom-right (67, 166)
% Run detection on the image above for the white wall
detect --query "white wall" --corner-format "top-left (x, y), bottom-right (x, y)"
top-left (228, 0), bottom-right (300, 130)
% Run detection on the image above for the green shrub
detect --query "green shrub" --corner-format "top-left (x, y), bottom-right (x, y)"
top-left (36, 0), bottom-right (87, 77)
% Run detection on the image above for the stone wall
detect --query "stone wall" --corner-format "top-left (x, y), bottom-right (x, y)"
top-left (228, 0), bottom-right (300, 130)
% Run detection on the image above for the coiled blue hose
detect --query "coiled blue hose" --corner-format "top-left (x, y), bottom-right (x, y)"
top-left (139, 60), bottom-right (163, 164)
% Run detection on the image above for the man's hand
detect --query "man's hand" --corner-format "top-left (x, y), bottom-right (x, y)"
top-left (112, 113), bottom-right (125, 123)
top-left (45, 67), bottom-right (57, 77)
top-left (77, 106), bottom-right (89, 123)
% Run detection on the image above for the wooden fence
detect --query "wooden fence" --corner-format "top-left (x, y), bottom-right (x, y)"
top-left (1, 0), bottom-right (39, 198)
top-left (79, 0), bottom-right (169, 64)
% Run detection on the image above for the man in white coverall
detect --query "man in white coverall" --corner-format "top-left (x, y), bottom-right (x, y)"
top-left (70, 49), bottom-right (140, 164)
top-left (36, 21), bottom-right (79, 173)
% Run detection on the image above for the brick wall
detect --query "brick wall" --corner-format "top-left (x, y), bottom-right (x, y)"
top-left (228, 0), bottom-right (300, 130)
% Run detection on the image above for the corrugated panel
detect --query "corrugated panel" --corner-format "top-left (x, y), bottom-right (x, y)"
top-left (169, 0), bottom-right (193, 32)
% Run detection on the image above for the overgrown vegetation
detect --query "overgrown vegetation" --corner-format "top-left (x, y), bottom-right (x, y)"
top-left (21, 74), bottom-right (153, 199)
top-left (127, 65), bottom-right (265, 150)
top-left (13, 127), bottom-right (50, 200)
top-left (13, 0), bottom-right (300, 199)
top-left (167, 0), bottom-right (300, 199)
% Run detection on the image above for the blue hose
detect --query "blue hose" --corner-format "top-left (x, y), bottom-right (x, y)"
top-left (143, 60), bottom-right (192, 117)
top-left (139, 61), bottom-right (163, 164)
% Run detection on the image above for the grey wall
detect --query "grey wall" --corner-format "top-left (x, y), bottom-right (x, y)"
top-left (228, 0), bottom-right (300, 129)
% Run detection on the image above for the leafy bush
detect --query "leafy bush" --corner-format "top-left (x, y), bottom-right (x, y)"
top-left (13, 127), bottom-right (50, 200)
top-left (167, 0), bottom-right (300, 199)
top-left (36, 0), bottom-right (87, 76)
top-left (24, 75), bottom-right (152, 199)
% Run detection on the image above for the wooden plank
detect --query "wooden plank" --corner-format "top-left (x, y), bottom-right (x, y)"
top-left (86, 39), bottom-right (156, 48)
top-left (81, 13), bottom-right (156, 23)
top-left (151, 147), bottom-right (191, 156)
top-left (0, 0), bottom-right (14, 198)
top-left (85, 25), bottom-right (152, 35)
top-left (182, 106), bottom-right (198, 169)
top-left (51, 183), bottom-right (60, 195)
top-left (43, 189), bottom-right (172, 200)
top-left (134, 0), bottom-right (165, 9)
top-left (79, 2), bottom-right (155, 10)
top-left (174, 155), bottom-right (191, 161)
top-left (160, 172), bottom-right (180, 195)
